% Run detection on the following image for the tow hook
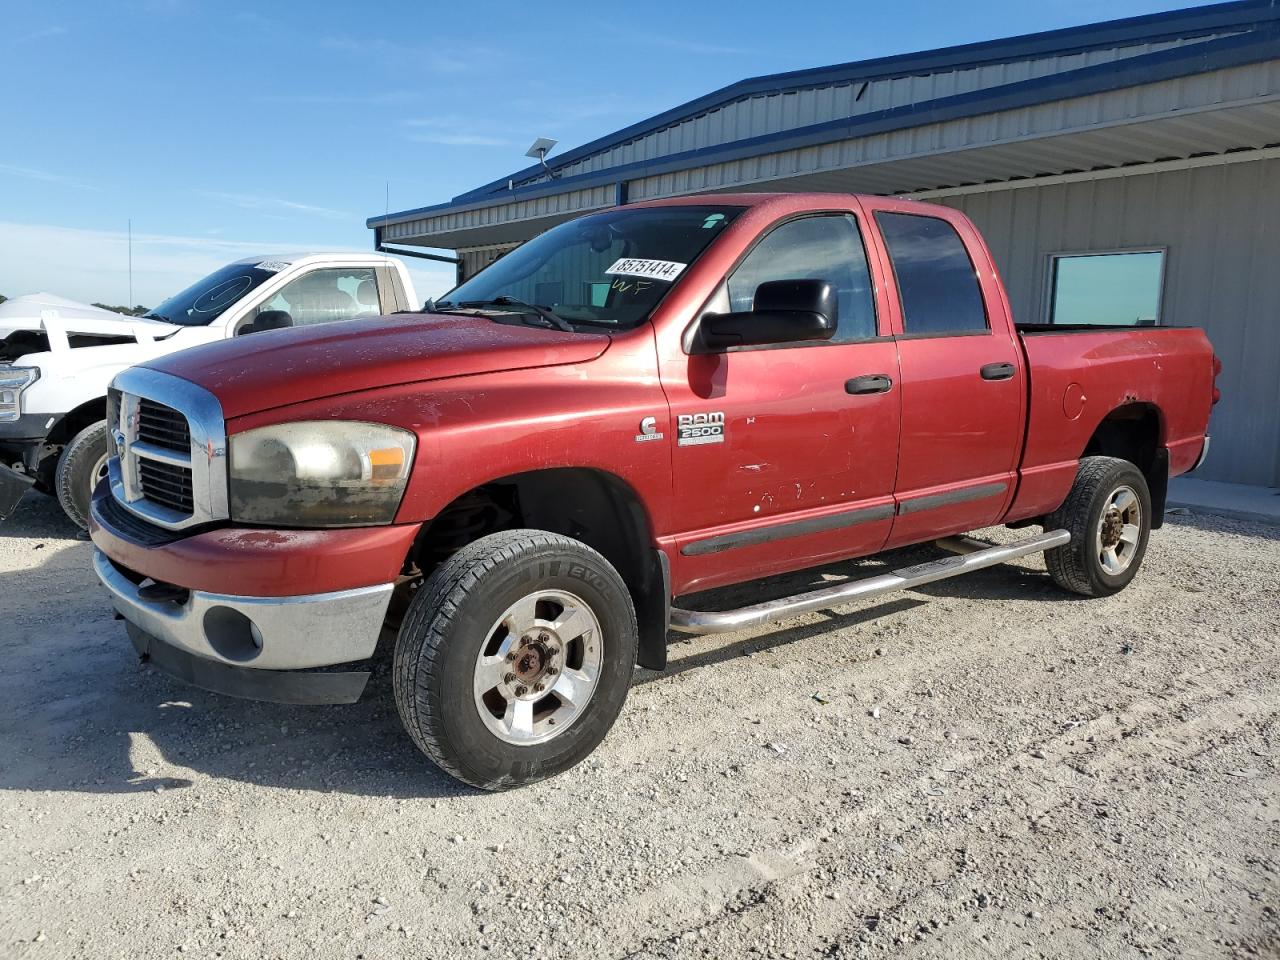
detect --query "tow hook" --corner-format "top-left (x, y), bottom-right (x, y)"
top-left (137, 581), bottom-right (191, 605)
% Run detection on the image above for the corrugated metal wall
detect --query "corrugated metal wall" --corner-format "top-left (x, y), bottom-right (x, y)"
top-left (459, 244), bottom-right (519, 281)
top-left (523, 35), bottom-right (1226, 187)
top-left (626, 61), bottom-right (1280, 201)
top-left (933, 156), bottom-right (1280, 487)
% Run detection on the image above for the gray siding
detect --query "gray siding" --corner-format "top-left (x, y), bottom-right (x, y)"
top-left (627, 60), bottom-right (1280, 201)
top-left (459, 244), bottom-right (519, 282)
top-left (525, 35), bottom-right (1227, 188)
top-left (933, 156), bottom-right (1280, 487)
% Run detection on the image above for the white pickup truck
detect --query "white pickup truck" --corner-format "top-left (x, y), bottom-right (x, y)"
top-left (0, 252), bottom-right (419, 527)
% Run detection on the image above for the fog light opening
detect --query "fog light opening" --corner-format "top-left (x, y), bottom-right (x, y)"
top-left (203, 607), bottom-right (265, 663)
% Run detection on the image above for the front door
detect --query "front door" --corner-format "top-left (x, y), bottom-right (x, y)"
top-left (660, 211), bottom-right (902, 594)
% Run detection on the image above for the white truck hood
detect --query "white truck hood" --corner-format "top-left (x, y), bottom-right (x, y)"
top-left (0, 292), bottom-right (180, 347)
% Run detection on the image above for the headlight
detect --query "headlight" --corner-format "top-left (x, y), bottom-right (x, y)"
top-left (0, 366), bottom-right (39, 423)
top-left (228, 421), bottom-right (416, 527)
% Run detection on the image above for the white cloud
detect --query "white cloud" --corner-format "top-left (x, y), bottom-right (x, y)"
top-left (0, 222), bottom-right (456, 307)
top-left (599, 26), bottom-right (754, 56)
top-left (199, 191), bottom-right (349, 220)
top-left (406, 131), bottom-right (513, 147)
top-left (258, 89), bottom-right (420, 106)
top-left (0, 222), bottom-right (327, 305)
top-left (318, 36), bottom-right (477, 73)
top-left (0, 163), bottom-right (95, 190)
top-left (12, 25), bottom-right (67, 44)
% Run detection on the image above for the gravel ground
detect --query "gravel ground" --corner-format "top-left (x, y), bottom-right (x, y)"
top-left (1, 492), bottom-right (1277, 960)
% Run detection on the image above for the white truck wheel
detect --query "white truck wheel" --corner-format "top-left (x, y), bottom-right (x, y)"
top-left (55, 421), bottom-right (110, 530)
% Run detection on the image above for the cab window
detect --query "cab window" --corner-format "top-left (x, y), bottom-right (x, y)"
top-left (875, 212), bottom-right (987, 335)
top-left (725, 214), bottom-right (877, 342)
top-left (252, 268), bottom-right (382, 328)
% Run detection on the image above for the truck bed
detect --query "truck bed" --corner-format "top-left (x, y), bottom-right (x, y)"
top-left (1007, 324), bottom-right (1215, 523)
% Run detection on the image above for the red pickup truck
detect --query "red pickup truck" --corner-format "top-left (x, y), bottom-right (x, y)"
top-left (89, 193), bottom-right (1216, 789)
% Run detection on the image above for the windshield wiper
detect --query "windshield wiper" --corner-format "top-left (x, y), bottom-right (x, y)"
top-left (142, 312), bottom-right (170, 322)
top-left (459, 297), bottom-right (575, 333)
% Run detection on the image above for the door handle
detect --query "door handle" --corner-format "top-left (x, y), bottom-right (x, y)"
top-left (845, 374), bottom-right (893, 395)
top-left (980, 362), bottom-right (1016, 381)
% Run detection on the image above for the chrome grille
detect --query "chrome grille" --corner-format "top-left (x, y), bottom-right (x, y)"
top-left (107, 367), bottom-right (228, 532)
top-left (138, 457), bottom-right (195, 513)
top-left (137, 398), bottom-right (192, 453)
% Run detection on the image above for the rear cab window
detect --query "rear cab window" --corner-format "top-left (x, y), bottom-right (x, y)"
top-left (875, 212), bottom-right (988, 336)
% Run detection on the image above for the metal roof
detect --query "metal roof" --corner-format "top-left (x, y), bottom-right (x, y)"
top-left (369, 0), bottom-right (1280, 242)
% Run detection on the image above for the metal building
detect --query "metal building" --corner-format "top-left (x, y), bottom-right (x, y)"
top-left (368, 0), bottom-right (1280, 487)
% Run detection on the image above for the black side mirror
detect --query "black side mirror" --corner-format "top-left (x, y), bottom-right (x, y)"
top-left (239, 309), bottom-right (293, 335)
top-left (696, 279), bottom-right (837, 352)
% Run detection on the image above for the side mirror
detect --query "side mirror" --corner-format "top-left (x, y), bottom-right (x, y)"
top-left (696, 279), bottom-right (837, 352)
top-left (239, 309), bottom-right (293, 336)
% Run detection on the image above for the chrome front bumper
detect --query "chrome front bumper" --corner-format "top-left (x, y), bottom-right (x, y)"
top-left (93, 549), bottom-right (393, 671)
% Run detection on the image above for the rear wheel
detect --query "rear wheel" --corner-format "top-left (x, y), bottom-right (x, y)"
top-left (1044, 456), bottom-right (1152, 597)
top-left (55, 421), bottom-right (110, 530)
top-left (393, 530), bottom-right (637, 790)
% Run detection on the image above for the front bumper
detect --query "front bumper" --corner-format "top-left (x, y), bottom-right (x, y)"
top-left (94, 549), bottom-right (393, 704)
top-left (0, 412), bottom-right (57, 443)
top-left (0, 463), bottom-right (35, 519)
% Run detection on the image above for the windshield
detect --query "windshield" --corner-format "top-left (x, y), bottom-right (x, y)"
top-left (146, 260), bottom-right (284, 326)
top-left (439, 205), bottom-right (743, 330)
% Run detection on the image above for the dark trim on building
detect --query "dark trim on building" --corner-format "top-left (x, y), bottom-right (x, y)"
top-left (453, 1), bottom-right (1278, 205)
top-left (368, 21), bottom-right (1280, 231)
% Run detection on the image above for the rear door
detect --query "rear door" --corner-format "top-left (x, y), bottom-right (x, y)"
top-left (861, 201), bottom-right (1024, 546)
top-left (662, 209), bottom-right (902, 593)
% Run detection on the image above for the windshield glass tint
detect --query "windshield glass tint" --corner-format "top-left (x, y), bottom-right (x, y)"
top-left (442, 206), bottom-right (743, 329)
top-left (147, 261), bottom-right (282, 326)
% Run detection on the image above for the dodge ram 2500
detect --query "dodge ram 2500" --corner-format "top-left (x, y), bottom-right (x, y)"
top-left (0, 252), bottom-right (418, 527)
top-left (88, 193), bottom-right (1217, 790)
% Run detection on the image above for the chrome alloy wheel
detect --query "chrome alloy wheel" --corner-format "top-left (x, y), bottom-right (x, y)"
top-left (1096, 484), bottom-right (1142, 576)
top-left (472, 590), bottom-right (603, 746)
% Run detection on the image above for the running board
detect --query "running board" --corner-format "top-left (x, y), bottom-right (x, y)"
top-left (669, 529), bottom-right (1071, 636)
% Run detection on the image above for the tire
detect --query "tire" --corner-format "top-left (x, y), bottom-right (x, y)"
top-left (55, 421), bottom-right (110, 530)
top-left (1044, 456), bottom-right (1152, 598)
top-left (393, 529), bottom-right (638, 790)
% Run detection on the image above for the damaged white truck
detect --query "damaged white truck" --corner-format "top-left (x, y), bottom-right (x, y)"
top-left (0, 253), bottom-right (418, 527)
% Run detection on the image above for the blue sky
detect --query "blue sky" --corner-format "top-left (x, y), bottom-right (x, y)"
top-left (1, 0), bottom-right (1202, 306)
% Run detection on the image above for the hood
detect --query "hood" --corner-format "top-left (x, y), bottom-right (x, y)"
top-left (146, 313), bottom-right (611, 419)
top-left (0, 293), bottom-right (180, 354)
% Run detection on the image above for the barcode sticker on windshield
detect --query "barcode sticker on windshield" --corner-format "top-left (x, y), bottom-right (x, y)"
top-left (605, 258), bottom-right (687, 282)
top-left (256, 259), bottom-right (291, 273)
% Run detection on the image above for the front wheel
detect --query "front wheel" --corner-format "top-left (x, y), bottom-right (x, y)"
top-left (393, 530), bottom-right (638, 790)
top-left (55, 421), bottom-right (110, 530)
top-left (1044, 456), bottom-right (1152, 598)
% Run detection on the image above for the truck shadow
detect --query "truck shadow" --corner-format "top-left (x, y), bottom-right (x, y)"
top-left (0, 508), bottom-right (1074, 801)
top-left (0, 503), bottom-right (470, 799)
top-left (0, 490), bottom-right (84, 541)
top-left (643, 536), bottom-right (1080, 686)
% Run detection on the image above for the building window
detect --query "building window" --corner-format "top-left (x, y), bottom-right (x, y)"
top-left (875, 212), bottom-right (988, 336)
top-left (1049, 251), bottom-right (1165, 326)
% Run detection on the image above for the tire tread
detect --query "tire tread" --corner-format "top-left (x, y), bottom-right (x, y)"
top-left (1044, 455), bottom-right (1148, 598)
top-left (55, 420), bottom-right (109, 530)
top-left (393, 529), bottom-right (635, 789)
